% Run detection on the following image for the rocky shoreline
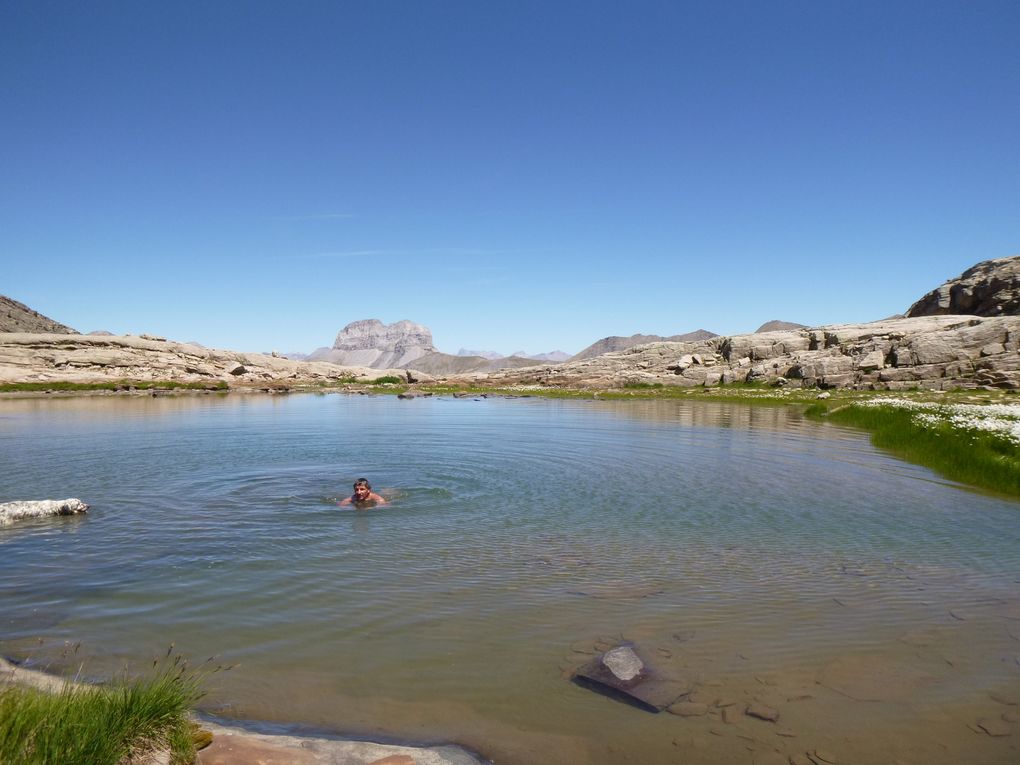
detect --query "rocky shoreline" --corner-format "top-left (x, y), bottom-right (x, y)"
top-left (0, 657), bottom-right (487, 765)
top-left (3, 313), bottom-right (1019, 396)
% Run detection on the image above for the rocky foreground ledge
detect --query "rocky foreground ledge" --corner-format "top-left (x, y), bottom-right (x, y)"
top-left (478, 315), bottom-right (1020, 392)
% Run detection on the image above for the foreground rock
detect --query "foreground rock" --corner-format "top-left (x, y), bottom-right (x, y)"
top-left (0, 498), bottom-right (89, 525)
top-left (480, 315), bottom-right (1020, 391)
top-left (197, 721), bottom-right (486, 765)
top-left (573, 643), bottom-right (690, 712)
top-left (0, 333), bottom-right (425, 388)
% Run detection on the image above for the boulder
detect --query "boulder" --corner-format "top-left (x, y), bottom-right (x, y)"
top-left (573, 643), bottom-right (690, 712)
top-left (907, 255), bottom-right (1020, 317)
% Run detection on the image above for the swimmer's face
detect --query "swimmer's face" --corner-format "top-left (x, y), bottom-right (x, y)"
top-left (353, 484), bottom-right (371, 501)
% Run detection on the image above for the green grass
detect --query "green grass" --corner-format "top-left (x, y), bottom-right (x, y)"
top-left (0, 380), bottom-right (228, 393)
top-left (807, 402), bottom-right (1020, 497)
top-left (0, 658), bottom-right (205, 765)
top-left (366, 375), bottom-right (406, 385)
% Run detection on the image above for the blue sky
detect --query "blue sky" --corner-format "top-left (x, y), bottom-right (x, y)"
top-left (2, 1), bottom-right (1018, 356)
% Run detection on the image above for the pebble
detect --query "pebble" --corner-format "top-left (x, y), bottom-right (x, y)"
top-left (721, 706), bottom-right (742, 724)
top-left (746, 703), bottom-right (780, 722)
top-left (667, 701), bottom-right (708, 717)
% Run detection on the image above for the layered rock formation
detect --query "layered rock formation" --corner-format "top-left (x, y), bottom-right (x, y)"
top-left (570, 329), bottom-right (717, 362)
top-left (0, 295), bottom-right (78, 334)
top-left (0, 333), bottom-right (420, 387)
top-left (309, 319), bottom-right (436, 368)
top-left (482, 315), bottom-right (1020, 391)
top-left (907, 255), bottom-right (1020, 317)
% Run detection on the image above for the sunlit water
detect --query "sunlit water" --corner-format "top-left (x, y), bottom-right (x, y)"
top-left (2, 393), bottom-right (1019, 764)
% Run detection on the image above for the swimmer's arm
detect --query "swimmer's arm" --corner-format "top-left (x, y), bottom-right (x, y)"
top-left (338, 497), bottom-right (353, 506)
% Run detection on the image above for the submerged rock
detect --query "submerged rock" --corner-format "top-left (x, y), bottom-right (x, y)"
top-left (573, 643), bottom-right (690, 712)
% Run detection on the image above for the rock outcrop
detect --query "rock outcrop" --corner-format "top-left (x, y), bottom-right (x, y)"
top-left (482, 315), bottom-right (1020, 391)
top-left (907, 255), bottom-right (1020, 318)
top-left (0, 295), bottom-right (78, 334)
top-left (309, 319), bottom-right (436, 368)
top-left (570, 329), bottom-right (717, 362)
top-left (0, 333), bottom-right (423, 387)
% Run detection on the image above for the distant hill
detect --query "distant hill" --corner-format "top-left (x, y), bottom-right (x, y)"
top-left (459, 348), bottom-right (570, 363)
top-left (755, 320), bottom-right (807, 333)
top-left (0, 295), bottom-right (78, 334)
top-left (569, 329), bottom-right (717, 362)
top-left (399, 351), bottom-right (543, 375)
top-left (457, 348), bottom-right (504, 360)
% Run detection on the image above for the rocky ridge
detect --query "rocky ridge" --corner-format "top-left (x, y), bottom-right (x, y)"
top-left (0, 333), bottom-right (425, 387)
top-left (569, 329), bottom-right (718, 362)
top-left (479, 314), bottom-right (1020, 391)
top-left (0, 295), bottom-right (78, 334)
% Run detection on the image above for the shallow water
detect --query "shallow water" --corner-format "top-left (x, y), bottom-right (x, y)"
top-left (2, 393), bottom-right (1019, 764)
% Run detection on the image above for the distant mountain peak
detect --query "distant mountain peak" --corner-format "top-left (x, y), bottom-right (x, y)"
top-left (754, 320), bottom-right (807, 333)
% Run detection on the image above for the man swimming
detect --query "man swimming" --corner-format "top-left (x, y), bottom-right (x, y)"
top-left (339, 477), bottom-right (388, 507)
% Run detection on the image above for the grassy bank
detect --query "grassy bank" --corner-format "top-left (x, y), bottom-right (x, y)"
top-left (0, 660), bottom-right (204, 765)
top-left (806, 398), bottom-right (1020, 497)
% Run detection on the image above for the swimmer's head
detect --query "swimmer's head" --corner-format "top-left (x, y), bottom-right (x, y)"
top-left (352, 478), bottom-right (372, 501)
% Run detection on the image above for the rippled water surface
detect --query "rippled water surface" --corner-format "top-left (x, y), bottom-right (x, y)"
top-left (2, 393), bottom-right (1019, 764)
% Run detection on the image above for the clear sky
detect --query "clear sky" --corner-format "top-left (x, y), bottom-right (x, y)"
top-left (2, 1), bottom-right (1018, 356)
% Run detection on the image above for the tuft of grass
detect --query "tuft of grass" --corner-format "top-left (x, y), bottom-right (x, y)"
top-left (367, 375), bottom-right (406, 385)
top-left (622, 382), bottom-right (665, 389)
top-left (0, 657), bottom-right (206, 765)
top-left (808, 402), bottom-right (1020, 497)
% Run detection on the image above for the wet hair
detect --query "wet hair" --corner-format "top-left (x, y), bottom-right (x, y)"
top-left (353, 478), bottom-right (371, 490)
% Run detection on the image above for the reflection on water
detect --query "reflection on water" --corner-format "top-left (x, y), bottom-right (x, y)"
top-left (2, 393), bottom-right (1019, 764)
